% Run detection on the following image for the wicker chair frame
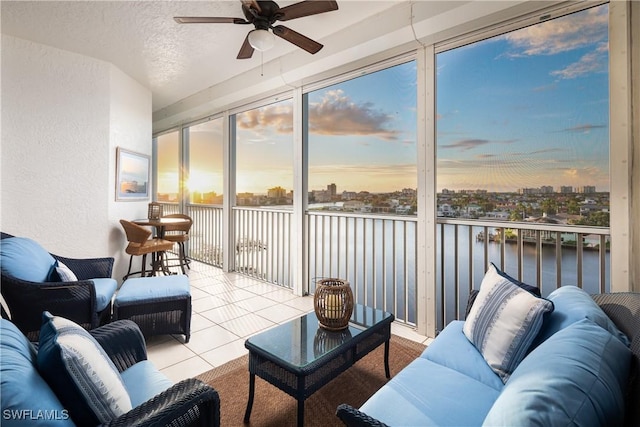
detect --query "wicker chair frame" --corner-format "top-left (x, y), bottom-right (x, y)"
top-left (0, 232), bottom-right (114, 341)
top-left (76, 320), bottom-right (220, 426)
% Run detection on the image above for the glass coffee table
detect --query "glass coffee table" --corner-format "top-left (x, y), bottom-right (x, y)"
top-left (243, 304), bottom-right (395, 427)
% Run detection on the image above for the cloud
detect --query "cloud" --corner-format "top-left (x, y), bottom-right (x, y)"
top-left (439, 138), bottom-right (516, 151)
top-left (561, 124), bottom-right (607, 133)
top-left (235, 90), bottom-right (403, 142)
top-left (308, 90), bottom-right (401, 141)
top-left (502, 6), bottom-right (608, 57)
top-left (550, 42), bottom-right (608, 79)
top-left (236, 104), bottom-right (294, 134)
top-left (528, 148), bottom-right (565, 155)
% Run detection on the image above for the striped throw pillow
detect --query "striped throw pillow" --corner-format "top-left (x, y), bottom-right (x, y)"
top-left (463, 264), bottom-right (554, 382)
top-left (37, 312), bottom-right (132, 424)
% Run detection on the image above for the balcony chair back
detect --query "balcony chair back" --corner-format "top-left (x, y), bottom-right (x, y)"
top-left (162, 214), bottom-right (193, 274)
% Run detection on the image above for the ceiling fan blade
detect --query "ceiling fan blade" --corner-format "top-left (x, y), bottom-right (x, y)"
top-left (174, 17), bottom-right (249, 24)
top-left (272, 25), bottom-right (323, 54)
top-left (237, 34), bottom-right (255, 59)
top-left (277, 1), bottom-right (338, 21)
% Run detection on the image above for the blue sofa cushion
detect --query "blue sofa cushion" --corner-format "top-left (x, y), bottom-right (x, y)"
top-left (464, 264), bottom-right (554, 382)
top-left (483, 318), bottom-right (631, 427)
top-left (0, 237), bottom-right (55, 283)
top-left (360, 357), bottom-right (501, 426)
top-left (37, 312), bottom-right (132, 425)
top-left (120, 360), bottom-right (174, 408)
top-left (421, 321), bottom-right (504, 391)
top-left (533, 285), bottom-right (629, 348)
top-left (91, 278), bottom-right (118, 312)
top-left (0, 319), bottom-right (74, 426)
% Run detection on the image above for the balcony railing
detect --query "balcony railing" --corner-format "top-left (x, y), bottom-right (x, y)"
top-left (160, 203), bottom-right (610, 332)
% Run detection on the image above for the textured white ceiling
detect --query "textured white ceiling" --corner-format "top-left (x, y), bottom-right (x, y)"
top-left (1, 1), bottom-right (403, 112)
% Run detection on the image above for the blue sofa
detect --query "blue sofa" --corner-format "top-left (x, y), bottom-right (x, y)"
top-left (0, 316), bottom-right (220, 426)
top-left (337, 287), bottom-right (640, 427)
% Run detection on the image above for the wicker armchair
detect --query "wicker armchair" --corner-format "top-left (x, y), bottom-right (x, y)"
top-left (89, 320), bottom-right (220, 426)
top-left (0, 232), bottom-right (115, 341)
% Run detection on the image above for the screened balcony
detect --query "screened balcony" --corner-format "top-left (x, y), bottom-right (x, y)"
top-left (160, 202), bottom-right (611, 336)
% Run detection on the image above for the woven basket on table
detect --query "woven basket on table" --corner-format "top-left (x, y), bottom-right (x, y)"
top-left (314, 278), bottom-right (354, 330)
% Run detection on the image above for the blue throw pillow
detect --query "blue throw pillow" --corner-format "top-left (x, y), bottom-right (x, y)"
top-left (47, 260), bottom-right (78, 282)
top-left (0, 237), bottom-right (56, 282)
top-left (464, 264), bottom-right (554, 382)
top-left (483, 318), bottom-right (631, 427)
top-left (37, 312), bottom-right (132, 425)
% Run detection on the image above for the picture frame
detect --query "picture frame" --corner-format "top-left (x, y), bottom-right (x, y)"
top-left (116, 147), bottom-right (150, 201)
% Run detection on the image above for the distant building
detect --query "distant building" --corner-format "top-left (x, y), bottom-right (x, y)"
top-left (578, 186), bottom-right (596, 194)
top-left (560, 186), bottom-right (573, 194)
top-left (540, 186), bottom-right (554, 193)
top-left (327, 183), bottom-right (337, 197)
top-left (313, 190), bottom-right (332, 202)
top-left (341, 191), bottom-right (358, 200)
top-left (267, 186), bottom-right (287, 199)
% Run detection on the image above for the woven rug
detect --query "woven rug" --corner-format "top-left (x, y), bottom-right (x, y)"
top-left (195, 335), bottom-right (426, 427)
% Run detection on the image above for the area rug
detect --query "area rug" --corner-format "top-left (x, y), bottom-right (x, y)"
top-left (195, 335), bottom-right (426, 427)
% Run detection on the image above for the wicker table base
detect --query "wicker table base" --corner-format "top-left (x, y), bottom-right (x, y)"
top-left (243, 304), bottom-right (394, 427)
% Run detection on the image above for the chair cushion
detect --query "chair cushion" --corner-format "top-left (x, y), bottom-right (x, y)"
top-left (532, 285), bottom-right (629, 348)
top-left (463, 264), bottom-right (554, 382)
top-left (120, 360), bottom-right (174, 408)
top-left (0, 237), bottom-right (56, 282)
top-left (116, 275), bottom-right (190, 304)
top-left (483, 318), bottom-right (631, 427)
top-left (91, 278), bottom-right (118, 312)
top-left (1, 319), bottom-right (74, 426)
top-left (37, 312), bottom-right (132, 425)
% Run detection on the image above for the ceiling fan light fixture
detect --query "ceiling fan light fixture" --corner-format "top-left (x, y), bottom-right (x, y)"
top-left (248, 29), bottom-right (275, 51)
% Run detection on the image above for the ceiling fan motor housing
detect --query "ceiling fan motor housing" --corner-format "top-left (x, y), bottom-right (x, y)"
top-left (243, 0), bottom-right (282, 29)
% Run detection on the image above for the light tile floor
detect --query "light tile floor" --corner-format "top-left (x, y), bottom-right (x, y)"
top-left (146, 262), bottom-right (430, 383)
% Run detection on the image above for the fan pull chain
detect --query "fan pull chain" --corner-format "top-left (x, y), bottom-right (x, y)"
top-left (260, 51), bottom-right (264, 77)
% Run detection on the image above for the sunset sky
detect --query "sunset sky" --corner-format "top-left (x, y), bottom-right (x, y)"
top-left (160, 3), bottom-right (609, 196)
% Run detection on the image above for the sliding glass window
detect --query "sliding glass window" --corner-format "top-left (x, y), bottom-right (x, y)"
top-left (156, 130), bottom-right (181, 203)
top-left (306, 61), bottom-right (418, 214)
top-left (436, 4), bottom-right (610, 224)
top-left (234, 99), bottom-right (294, 206)
top-left (187, 118), bottom-right (224, 205)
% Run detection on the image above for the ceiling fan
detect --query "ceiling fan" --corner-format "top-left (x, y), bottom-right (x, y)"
top-left (174, 0), bottom-right (339, 60)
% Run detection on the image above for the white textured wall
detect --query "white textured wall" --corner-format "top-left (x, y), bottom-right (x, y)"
top-left (1, 35), bottom-right (152, 282)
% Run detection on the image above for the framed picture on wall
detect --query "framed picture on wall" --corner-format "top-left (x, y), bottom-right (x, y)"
top-left (116, 147), bottom-right (150, 201)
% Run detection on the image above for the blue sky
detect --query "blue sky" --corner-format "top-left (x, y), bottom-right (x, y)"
top-left (165, 3), bottom-right (609, 196)
top-left (436, 4), bottom-right (609, 192)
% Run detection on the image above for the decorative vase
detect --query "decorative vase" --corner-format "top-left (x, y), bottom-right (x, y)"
top-left (313, 327), bottom-right (353, 356)
top-left (314, 278), bottom-right (354, 330)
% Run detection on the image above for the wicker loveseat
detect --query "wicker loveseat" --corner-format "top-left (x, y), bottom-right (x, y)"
top-left (1, 316), bottom-right (220, 426)
top-left (0, 232), bottom-right (116, 340)
top-left (337, 284), bottom-right (640, 427)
